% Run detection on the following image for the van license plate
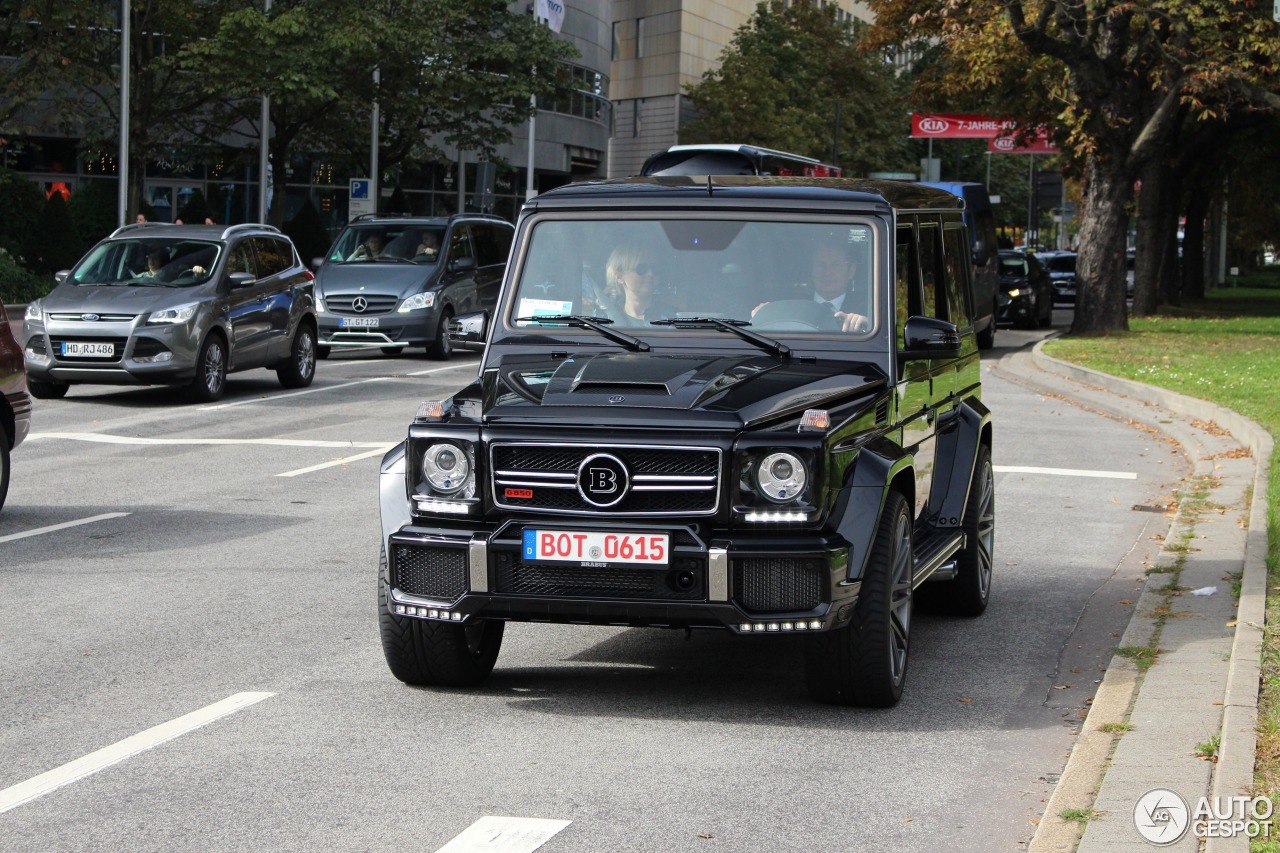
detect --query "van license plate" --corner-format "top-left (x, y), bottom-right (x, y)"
top-left (340, 317), bottom-right (380, 328)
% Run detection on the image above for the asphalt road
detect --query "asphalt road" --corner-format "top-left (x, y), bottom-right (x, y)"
top-left (0, 311), bottom-right (1187, 852)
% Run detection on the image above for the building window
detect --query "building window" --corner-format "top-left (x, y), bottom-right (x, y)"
top-left (636, 18), bottom-right (645, 59)
top-left (633, 99), bottom-right (643, 138)
top-left (612, 20), bottom-right (622, 60)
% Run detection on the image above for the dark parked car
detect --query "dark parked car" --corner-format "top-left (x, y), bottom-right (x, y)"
top-left (22, 222), bottom-right (317, 402)
top-left (997, 250), bottom-right (1053, 328)
top-left (1, 301), bottom-right (32, 512)
top-left (314, 213), bottom-right (513, 360)
top-left (376, 177), bottom-right (996, 707)
top-left (1041, 251), bottom-right (1078, 304)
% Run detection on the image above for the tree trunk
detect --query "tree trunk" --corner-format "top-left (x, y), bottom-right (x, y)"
top-left (1133, 159), bottom-right (1171, 316)
top-left (1070, 157), bottom-right (1132, 334)
top-left (1182, 184), bottom-right (1210, 301)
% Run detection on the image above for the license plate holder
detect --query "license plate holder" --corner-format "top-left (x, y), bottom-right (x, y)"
top-left (522, 529), bottom-right (670, 567)
top-left (340, 316), bottom-right (380, 328)
top-left (61, 341), bottom-right (116, 357)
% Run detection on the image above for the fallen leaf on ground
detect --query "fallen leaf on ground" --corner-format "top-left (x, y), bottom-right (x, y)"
top-left (958, 697), bottom-right (973, 703)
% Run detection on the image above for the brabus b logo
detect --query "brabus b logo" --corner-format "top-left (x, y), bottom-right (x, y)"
top-left (577, 453), bottom-right (629, 508)
top-left (919, 117), bottom-right (949, 134)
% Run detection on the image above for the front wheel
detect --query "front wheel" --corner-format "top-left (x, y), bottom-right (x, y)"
top-left (27, 377), bottom-right (70, 399)
top-left (425, 308), bottom-right (453, 360)
top-left (804, 490), bottom-right (914, 707)
top-left (186, 334), bottom-right (227, 402)
top-left (378, 548), bottom-right (502, 686)
top-left (276, 323), bottom-right (317, 388)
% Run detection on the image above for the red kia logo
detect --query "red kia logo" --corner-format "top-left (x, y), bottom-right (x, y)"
top-left (919, 118), bottom-right (949, 134)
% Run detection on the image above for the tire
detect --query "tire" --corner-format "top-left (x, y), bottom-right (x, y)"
top-left (186, 333), bottom-right (227, 403)
top-left (425, 308), bottom-right (453, 360)
top-left (1038, 290), bottom-right (1053, 327)
top-left (317, 345), bottom-right (331, 360)
top-left (27, 378), bottom-right (70, 399)
top-left (804, 490), bottom-right (914, 707)
top-left (378, 546), bottom-right (502, 687)
top-left (0, 421), bottom-right (10, 513)
top-left (924, 444), bottom-right (995, 617)
top-left (276, 322), bottom-right (317, 389)
top-left (976, 314), bottom-right (996, 349)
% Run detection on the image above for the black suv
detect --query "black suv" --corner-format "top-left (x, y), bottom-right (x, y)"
top-left (314, 213), bottom-right (513, 359)
top-left (376, 178), bottom-right (995, 707)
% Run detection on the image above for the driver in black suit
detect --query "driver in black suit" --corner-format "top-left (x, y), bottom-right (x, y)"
top-left (753, 240), bottom-right (870, 332)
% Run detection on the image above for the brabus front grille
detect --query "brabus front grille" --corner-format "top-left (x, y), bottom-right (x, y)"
top-left (490, 443), bottom-right (721, 517)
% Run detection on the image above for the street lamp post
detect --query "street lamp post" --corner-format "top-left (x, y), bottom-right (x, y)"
top-left (257, 0), bottom-right (272, 223)
top-left (117, 0), bottom-right (130, 227)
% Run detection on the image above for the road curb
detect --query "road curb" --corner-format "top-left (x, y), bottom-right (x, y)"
top-left (1021, 339), bottom-right (1272, 852)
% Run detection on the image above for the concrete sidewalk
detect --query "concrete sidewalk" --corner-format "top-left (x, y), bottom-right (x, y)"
top-left (997, 343), bottom-right (1272, 852)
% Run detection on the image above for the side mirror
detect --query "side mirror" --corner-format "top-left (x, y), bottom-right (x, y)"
top-left (448, 310), bottom-right (488, 350)
top-left (311, 256), bottom-right (325, 271)
top-left (449, 256), bottom-right (477, 274)
top-left (228, 271), bottom-right (257, 289)
top-left (54, 270), bottom-right (71, 284)
top-left (899, 316), bottom-right (961, 362)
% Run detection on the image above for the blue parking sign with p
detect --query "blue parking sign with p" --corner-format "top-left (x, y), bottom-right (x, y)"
top-left (350, 179), bottom-right (370, 199)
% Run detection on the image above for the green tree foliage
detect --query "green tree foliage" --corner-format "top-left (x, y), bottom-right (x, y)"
top-left (0, 167), bottom-right (45, 261)
top-left (67, 179), bottom-right (120, 253)
top-left (681, 1), bottom-right (913, 176)
top-left (179, 0), bottom-right (576, 224)
top-left (867, 0), bottom-right (1280, 334)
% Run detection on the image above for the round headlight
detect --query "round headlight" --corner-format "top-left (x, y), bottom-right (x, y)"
top-left (756, 452), bottom-right (807, 503)
top-left (423, 443), bottom-right (470, 494)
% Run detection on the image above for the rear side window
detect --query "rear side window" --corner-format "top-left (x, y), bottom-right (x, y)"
top-left (448, 226), bottom-right (475, 265)
top-left (943, 226), bottom-right (973, 328)
top-left (252, 237), bottom-right (291, 276)
top-left (916, 220), bottom-right (944, 320)
top-left (473, 225), bottom-right (513, 267)
top-left (227, 241), bottom-right (256, 276)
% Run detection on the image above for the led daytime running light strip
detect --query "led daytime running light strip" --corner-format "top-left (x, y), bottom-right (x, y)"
top-left (740, 620), bottom-right (824, 633)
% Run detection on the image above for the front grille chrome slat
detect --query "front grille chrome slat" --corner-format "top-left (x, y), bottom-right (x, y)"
top-left (490, 442), bottom-right (721, 517)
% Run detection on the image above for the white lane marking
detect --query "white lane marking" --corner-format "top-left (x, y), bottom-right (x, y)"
top-left (197, 363), bottom-right (474, 411)
top-left (0, 692), bottom-right (275, 814)
top-left (994, 465), bottom-right (1137, 480)
top-left (0, 512), bottom-right (131, 544)
top-left (276, 445), bottom-right (396, 477)
top-left (435, 816), bottom-right (572, 853)
top-left (27, 432), bottom-right (392, 449)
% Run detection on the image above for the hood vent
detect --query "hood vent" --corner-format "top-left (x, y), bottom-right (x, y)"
top-left (573, 380), bottom-right (672, 396)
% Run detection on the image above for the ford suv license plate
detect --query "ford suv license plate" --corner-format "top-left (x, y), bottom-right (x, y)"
top-left (523, 530), bottom-right (669, 566)
top-left (61, 341), bottom-right (115, 357)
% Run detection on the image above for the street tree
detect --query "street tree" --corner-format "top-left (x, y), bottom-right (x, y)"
top-left (867, 0), bottom-right (1280, 334)
top-left (681, 0), bottom-right (914, 177)
top-left (180, 0), bottom-right (576, 225)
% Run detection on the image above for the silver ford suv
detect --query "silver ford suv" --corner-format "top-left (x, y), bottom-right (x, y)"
top-left (22, 222), bottom-right (317, 402)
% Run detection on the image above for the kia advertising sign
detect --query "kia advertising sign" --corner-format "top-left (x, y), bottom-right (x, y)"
top-left (911, 113), bottom-right (1021, 139)
top-left (988, 134), bottom-right (1060, 155)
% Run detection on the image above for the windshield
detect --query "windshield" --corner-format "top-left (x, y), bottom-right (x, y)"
top-left (72, 238), bottom-right (222, 287)
top-left (999, 256), bottom-right (1028, 275)
top-left (509, 217), bottom-right (880, 338)
top-left (328, 224), bottom-right (446, 264)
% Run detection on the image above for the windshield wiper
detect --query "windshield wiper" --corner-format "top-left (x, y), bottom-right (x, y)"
top-left (515, 314), bottom-right (651, 353)
top-left (650, 316), bottom-right (790, 359)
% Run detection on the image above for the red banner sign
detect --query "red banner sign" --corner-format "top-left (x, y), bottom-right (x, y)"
top-left (911, 113), bottom-right (1060, 154)
top-left (988, 134), bottom-right (1060, 155)
top-left (911, 113), bottom-right (1021, 138)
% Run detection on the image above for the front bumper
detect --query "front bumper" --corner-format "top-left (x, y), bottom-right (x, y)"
top-left (23, 319), bottom-right (202, 385)
top-left (318, 310), bottom-right (437, 349)
top-left (384, 519), bottom-right (859, 635)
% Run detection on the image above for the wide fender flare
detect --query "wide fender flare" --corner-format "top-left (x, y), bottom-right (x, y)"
top-left (926, 397), bottom-right (992, 529)
top-left (379, 442), bottom-right (410, 583)
top-left (833, 436), bottom-right (914, 584)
